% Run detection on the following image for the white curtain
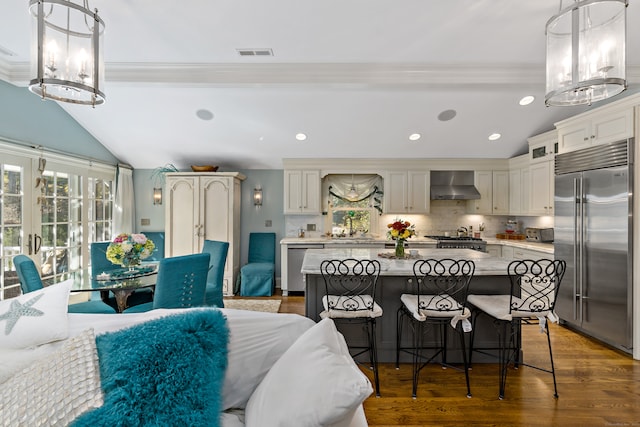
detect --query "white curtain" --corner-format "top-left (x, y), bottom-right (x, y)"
top-left (113, 165), bottom-right (135, 234)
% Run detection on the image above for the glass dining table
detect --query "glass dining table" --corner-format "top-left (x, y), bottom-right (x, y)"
top-left (69, 263), bottom-right (158, 313)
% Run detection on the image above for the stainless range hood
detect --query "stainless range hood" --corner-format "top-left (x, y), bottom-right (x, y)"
top-left (430, 170), bottom-right (481, 200)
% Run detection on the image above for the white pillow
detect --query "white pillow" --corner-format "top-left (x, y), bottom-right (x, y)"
top-left (244, 318), bottom-right (373, 427)
top-left (0, 328), bottom-right (103, 426)
top-left (0, 280), bottom-right (71, 349)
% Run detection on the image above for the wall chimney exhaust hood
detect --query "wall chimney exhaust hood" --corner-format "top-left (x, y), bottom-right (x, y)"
top-left (430, 171), bottom-right (481, 200)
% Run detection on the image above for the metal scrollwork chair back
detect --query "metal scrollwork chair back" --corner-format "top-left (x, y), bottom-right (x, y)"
top-left (319, 258), bottom-right (382, 396)
top-left (396, 258), bottom-right (475, 399)
top-left (468, 258), bottom-right (566, 400)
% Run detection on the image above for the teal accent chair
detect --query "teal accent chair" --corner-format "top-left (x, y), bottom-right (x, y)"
top-left (124, 253), bottom-right (210, 313)
top-left (13, 254), bottom-right (116, 314)
top-left (141, 231), bottom-right (165, 261)
top-left (201, 240), bottom-right (229, 307)
top-left (239, 232), bottom-right (276, 296)
top-left (90, 242), bottom-right (152, 308)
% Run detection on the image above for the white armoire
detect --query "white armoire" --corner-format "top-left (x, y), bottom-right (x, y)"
top-left (164, 172), bottom-right (245, 295)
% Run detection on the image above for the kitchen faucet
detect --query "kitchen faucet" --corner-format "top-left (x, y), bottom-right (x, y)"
top-left (346, 216), bottom-right (355, 237)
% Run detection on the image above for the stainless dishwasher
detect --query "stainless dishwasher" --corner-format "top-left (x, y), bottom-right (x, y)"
top-left (287, 244), bottom-right (324, 294)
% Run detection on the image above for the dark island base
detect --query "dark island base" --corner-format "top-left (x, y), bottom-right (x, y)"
top-left (304, 274), bottom-right (520, 364)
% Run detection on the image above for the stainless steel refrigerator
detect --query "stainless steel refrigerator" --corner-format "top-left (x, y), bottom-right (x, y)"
top-left (554, 139), bottom-right (633, 353)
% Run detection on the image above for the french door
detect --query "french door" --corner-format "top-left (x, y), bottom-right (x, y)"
top-left (0, 144), bottom-right (116, 300)
top-left (0, 154), bottom-right (33, 299)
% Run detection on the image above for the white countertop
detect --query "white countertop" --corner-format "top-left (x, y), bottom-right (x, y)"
top-left (280, 236), bottom-right (435, 245)
top-left (281, 236), bottom-right (554, 254)
top-left (301, 248), bottom-right (514, 276)
top-left (484, 238), bottom-right (554, 254)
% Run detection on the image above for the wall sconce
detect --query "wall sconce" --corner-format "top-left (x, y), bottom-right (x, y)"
top-left (253, 187), bottom-right (263, 207)
top-left (153, 187), bottom-right (162, 205)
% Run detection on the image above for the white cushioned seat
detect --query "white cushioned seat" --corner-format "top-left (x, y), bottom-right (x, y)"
top-left (321, 294), bottom-right (383, 319)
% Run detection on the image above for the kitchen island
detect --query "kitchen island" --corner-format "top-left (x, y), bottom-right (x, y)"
top-left (302, 248), bottom-right (521, 363)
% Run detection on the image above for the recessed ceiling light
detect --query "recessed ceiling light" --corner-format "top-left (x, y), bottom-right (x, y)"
top-left (195, 109), bottom-right (214, 120)
top-left (295, 133), bottom-right (307, 141)
top-left (519, 95), bottom-right (535, 106)
top-left (409, 133), bottom-right (421, 141)
top-left (488, 133), bottom-right (502, 141)
top-left (437, 109), bottom-right (457, 121)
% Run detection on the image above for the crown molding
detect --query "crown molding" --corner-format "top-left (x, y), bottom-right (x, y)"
top-left (4, 60), bottom-right (640, 89)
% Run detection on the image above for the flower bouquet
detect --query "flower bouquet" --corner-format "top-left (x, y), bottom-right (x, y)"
top-left (106, 233), bottom-right (155, 269)
top-left (387, 219), bottom-right (415, 258)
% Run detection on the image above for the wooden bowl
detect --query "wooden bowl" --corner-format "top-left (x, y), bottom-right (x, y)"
top-left (191, 165), bottom-right (219, 172)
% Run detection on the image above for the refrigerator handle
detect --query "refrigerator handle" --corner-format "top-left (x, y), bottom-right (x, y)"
top-left (573, 177), bottom-right (582, 323)
top-left (574, 177), bottom-right (586, 324)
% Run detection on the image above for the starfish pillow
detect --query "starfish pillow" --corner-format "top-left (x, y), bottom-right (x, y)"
top-left (0, 280), bottom-right (71, 349)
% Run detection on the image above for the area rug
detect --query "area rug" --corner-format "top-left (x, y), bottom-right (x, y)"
top-left (223, 299), bottom-right (281, 313)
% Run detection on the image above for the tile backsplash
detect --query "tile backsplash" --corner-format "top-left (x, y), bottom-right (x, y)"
top-left (284, 200), bottom-right (554, 239)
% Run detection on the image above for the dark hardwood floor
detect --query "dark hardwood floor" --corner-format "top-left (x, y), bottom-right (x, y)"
top-left (274, 292), bottom-right (640, 426)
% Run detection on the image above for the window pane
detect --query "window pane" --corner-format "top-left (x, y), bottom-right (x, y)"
top-left (2, 226), bottom-right (21, 249)
top-left (71, 199), bottom-right (82, 222)
top-left (95, 200), bottom-right (104, 220)
top-left (96, 222), bottom-right (104, 240)
top-left (43, 172), bottom-right (54, 196)
top-left (41, 199), bottom-right (55, 223)
top-left (41, 224), bottom-right (54, 247)
top-left (56, 224), bottom-right (69, 246)
top-left (3, 165), bottom-right (22, 194)
top-left (94, 180), bottom-right (103, 198)
top-left (331, 210), bottom-right (371, 235)
top-left (69, 247), bottom-right (82, 271)
top-left (104, 201), bottom-right (112, 220)
top-left (3, 195), bottom-right (22, 225)
top-left (57, 198), bottom-right (69, 222)
top-left (56, 174), bottom-right (69, 197)
top-left (69, 175), bottom-right (82, 197)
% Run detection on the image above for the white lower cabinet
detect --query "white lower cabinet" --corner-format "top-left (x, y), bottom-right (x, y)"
top-left (165, 172), bottom-right (245, 295)
top-left (501, 245), bottom-right (553, 261)
top-left (486, 244), bottom-right (501, 258)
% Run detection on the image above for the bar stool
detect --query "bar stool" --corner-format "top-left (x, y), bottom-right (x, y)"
top-left (467, 258), bottom-right (566, 399)
top-left (320, 258), bottom-right (382, 397)
top-left (396, 258), bottom-right (475, 398)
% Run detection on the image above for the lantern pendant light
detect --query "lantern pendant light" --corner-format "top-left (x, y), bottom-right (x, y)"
top-left (29, 0), bottom-right (106, 106)
top-left (545, 0), bottom-right (627, 107)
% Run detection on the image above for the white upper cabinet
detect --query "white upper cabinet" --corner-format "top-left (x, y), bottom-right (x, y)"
top-left (556, 106), bottom-right (633, 154)
top-left (529, 130), bottom-right (558, 164)
top-left (468, 170), bottom-right (508, 215)
top-left (527, 130), bottom-right (556, 216)
top-left (492, 171), bottom-right (509, 214)
top-left (384, 171), bottom-right (430, 214)
top-left (468, 171), bottom-right (492, 214)
top-left (284, 170), bottom-right (321, 214)
top-left (508, 159), bottom-right (530, 216)
top-left (529, 161), bottom-right (554, 216)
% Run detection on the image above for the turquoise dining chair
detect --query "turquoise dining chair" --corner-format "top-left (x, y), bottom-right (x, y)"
top-left (140, 231), bottom-right (165, 261)
top-left (201, 240), bottom-right (229, 307)
top-left (91, 242), bottom-right (152, 308)
top-left (123, 253), bottom-right (210, 313)
top-left (13, 254), bottom-right (116, 314)
top-left (239, 232), bottom-right (276, 296)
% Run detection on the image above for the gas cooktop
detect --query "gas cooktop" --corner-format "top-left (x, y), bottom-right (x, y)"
top-left (424, 235), bottom-right (484, 241)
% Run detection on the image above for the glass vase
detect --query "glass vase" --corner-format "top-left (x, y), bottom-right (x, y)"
top-left (395, 239), bottom-right (406, 258)
top-left (122, 257), bottom-right (141, 272)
